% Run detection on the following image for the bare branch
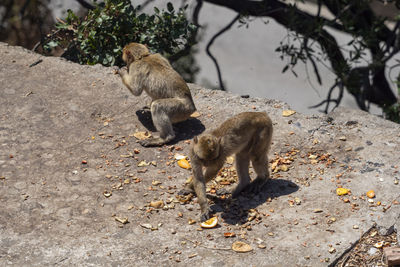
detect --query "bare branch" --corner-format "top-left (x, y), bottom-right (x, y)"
top-left (75, 0), bottom-right (94, 10)
top-left (138, 0), bottom-right (155, 11)
top-left (206, 14), bottom-right (240, 91)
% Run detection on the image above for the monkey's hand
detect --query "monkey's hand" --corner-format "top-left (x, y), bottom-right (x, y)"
top-left (177, 188), bottom-right (194, 196)
top-left (117, 66), bottom-right (128, 77)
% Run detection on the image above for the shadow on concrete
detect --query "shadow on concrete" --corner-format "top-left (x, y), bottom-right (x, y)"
top-left (208, 178), bottom-right (299, 225)
top-left (136, 109), bottom-right (205, 143)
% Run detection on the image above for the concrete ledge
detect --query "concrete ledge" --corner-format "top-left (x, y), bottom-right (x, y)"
top-left (0, 42), bottom-right (399, 266)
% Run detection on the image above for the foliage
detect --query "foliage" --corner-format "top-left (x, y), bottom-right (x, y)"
top-left (43, 0), bottom-right (197, 67)
top-left (200, 0), bottom-right (400, 123)
top-left (383, 76), bottom-right (400, 123)
top-left (0, 0), bottom-right (53, 49)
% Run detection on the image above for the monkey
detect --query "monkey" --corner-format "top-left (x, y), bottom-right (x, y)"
top-left (179, 112), bottom-right (273, 221)
top-left (118, 42), bottom-right (196, 147)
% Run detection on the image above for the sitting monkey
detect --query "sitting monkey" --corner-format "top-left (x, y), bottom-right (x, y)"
top-left (118, 42), bottom-right (196, 147)
top-left (180, 112), bottom-right (273, 221)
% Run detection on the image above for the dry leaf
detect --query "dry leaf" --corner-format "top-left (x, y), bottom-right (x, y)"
top-left (226, 156), bottom-right (235, 164)
top-left (282, 110), bottom-right (296, 117)
top-left (140, 223), bottom-right (152, 229)
top-left (138, 160), bottom-right (150, 167)
top-left (232, 241), bottom-right (253, 253)
top-left (190, 111), bottom-right (201, 118)
top-left (115, 216), bottom-right (129, 224)
top-left (174, 153), bottom-right (187, 160)
top-left (178, 159), bottom-right (191, 169)
top-left (103, 191), bottom-right (112, 198)
top-left (223, 232), bottom-right (236, 238)
top-left (152, 180), bottom-right (162, 186)
top-left (132, 131), bottom-right (151, 140)
top-left (280, 164), bottom-right (289, 172)
top-left (176, 193), bottom-right (193, 204)
top-left (150, 200), bottom-right (164, 209)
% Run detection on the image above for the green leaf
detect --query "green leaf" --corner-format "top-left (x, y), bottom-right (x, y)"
top-left (167, 2), bottom-right (174, 12)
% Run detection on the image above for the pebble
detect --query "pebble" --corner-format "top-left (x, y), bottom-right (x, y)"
top-left (368, 247), bottom-right (378, 255)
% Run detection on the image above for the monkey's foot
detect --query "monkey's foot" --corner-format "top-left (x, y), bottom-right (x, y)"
top-left (200, 207), bottom-right (213, 222)
top-left (245, 178), bottom-right (267, 194)
top-left (216, 188), bottom-right (232, 196)
top-left (138, 137), bottom-right (167, 147)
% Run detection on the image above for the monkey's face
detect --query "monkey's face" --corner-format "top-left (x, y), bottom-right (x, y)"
top-left (122, 43), bottom-right (150, 65)
top-left (193, 134), bottom-right (220, 161)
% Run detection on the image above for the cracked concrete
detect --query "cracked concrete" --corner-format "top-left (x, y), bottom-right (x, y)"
top-left (0, 42), bottom-right (400, 266)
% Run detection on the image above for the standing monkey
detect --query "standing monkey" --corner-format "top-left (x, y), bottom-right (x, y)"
top-left (118, 42), bottom-right (196, 147)
top-left (180, 112), bottom-right (273, 221)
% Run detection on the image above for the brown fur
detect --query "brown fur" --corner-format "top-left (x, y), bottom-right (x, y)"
top-left (119, 43), bottom-right (196, 146)
top-left (181, 112), bottom-right (273, 221)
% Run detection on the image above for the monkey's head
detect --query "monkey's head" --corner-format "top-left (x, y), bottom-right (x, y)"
top-left (122, 42), bottom-right (150, 66)
top-left (192, 134), bottom-right (221, 161)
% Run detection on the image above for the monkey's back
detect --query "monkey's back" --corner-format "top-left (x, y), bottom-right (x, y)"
top-left (213, 112), bottom-right (271, 135)
top-left (211, 112), bottom-right (272, 154)
top-left (140, 54), bottom-right (192, 99)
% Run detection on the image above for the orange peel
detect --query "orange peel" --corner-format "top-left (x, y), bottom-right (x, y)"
top-left (366, 190), bottom-right (375, 198)
top-left (177, 159), bottom-right (191, 169)
top-left (200, 216), bottom-right (218, 228)
top-left (336, 188), bottom-right (349, 196)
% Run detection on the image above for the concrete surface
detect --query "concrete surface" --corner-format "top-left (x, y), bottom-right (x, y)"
top-left (0, 42), bottom-right (400, 266)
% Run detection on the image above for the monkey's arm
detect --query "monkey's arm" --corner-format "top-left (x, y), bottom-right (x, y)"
top-left (190, 157), bottom-right (212, 221)
top-left (119, 67), bottom-right (144, 96)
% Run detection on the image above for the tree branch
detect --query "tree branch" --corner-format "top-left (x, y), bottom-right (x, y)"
top-left (206, 14), bottom-right (240, 91)
top-left (203, 0), bottom-right (398, 110)
top-left (75, 0), bottom-right (94, 10)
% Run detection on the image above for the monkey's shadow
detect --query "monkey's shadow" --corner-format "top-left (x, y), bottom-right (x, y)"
top-left (208, 179), bottom-right (299, 225)
top-left (135, 109), bottom-right (205, 143)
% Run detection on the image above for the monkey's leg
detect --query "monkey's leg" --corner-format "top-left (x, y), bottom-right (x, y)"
top-left (138, 99), bottom-right (176, 147)
top-left (139, 98), bottom-right (194, 147)
top-left (231, 151), bottom-right (251, 198)
top-left (246, 129), bottom-right (271, 194)
top-left (247, 153), bottom-right (269, 194)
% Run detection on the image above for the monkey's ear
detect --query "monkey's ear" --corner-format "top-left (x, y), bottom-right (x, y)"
top-left (217, 137), bottom-right (222, 145)
top-left (193, 136), bottom-right (198, 144)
